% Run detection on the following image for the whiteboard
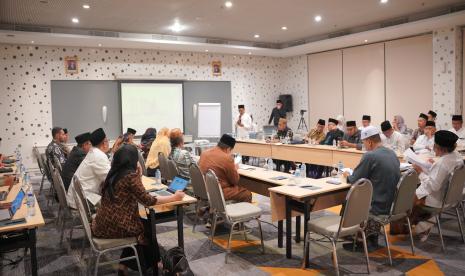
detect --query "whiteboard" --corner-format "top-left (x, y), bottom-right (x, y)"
top-left (120, 83), bottom-right (183, 134)
top-left (198, 103), bottom-right (221, 138)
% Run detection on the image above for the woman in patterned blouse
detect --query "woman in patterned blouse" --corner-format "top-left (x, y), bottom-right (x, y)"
top-left (92, 144), bottom-right (184, 275)
top-left (169, 128), bottom-right (194, 180)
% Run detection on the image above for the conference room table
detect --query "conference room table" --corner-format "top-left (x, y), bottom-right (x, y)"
top-left (0, 182), bottom-right (45, 276)
top-left (237, 164), bottom-right (350, 259)
top-left (233, 139), bottom-right (403, 168)
top-left (141, 176), bottom-right (197, 249)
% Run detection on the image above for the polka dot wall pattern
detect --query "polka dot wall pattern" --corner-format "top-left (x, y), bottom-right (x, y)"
top-left (432, 27), bottom-right (463, 129)
top-left (0, 44), bottom-right (305, 167)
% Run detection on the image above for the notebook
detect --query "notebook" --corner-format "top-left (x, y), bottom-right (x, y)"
top-left (150, 176), bottom-right (189, 197)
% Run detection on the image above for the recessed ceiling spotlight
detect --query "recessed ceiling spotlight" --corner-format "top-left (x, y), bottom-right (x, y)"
top-left (31, 41), bottom-right (35, 44)
top-left (281, 26), bottom-right (288, 30)
top-left (314, 15), bottom-right (322, 22)
top-left (364, 39), bottom-right (368, 43)
top-left (82, 4), bottom-right (90, 9)
top-left (380, 0), bottom-right (388, 3)
top-left (169, 20), bottom-right (186, 32)
top-left (71, 17), bottom-right (79, 23)
top-left (254, 34), bottom-right (260, 38)
top-left (248, 52), bottom-right (252, 55)
top-left (205, 49), bottom-right (209, 52)
top-left (98, 43), bottom-right (102, 47)
top-left (224, 1), bottom-right (233, 8)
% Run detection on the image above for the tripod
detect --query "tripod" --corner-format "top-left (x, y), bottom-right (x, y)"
top-left (297, 113), bottom-right (308, 132)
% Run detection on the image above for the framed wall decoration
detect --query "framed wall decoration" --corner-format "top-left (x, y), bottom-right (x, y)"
top-left (212, 61), bottom-right (222, 76)
top-left (64, 56), bottom-right (79, 74)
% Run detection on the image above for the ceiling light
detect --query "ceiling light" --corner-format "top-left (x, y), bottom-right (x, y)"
top-left (169, 20), bottom-right (185, 32)
top-left (205, 49), bottom-right (209, 52)
top-left (224, 1), bottom-right (233, 8)
top-left (71, 17), bottom-right (79, 23)
top-left (254, 34), bottom-right (260, 38)
top-left (98, 43), bottom-right (102, 47)
top-left (281, 26), bottom-right (287, 30)
top-left (82, 4), bottom-right (90, 9)
top-left (380, 0), bottom-right (388, 3)
top-left (31, 41), bottom-right (34, 44)
top-left (314, 15), bottom-right (322, 22)
top-left (364, 39), bottom-right (368, 43)
top-left (248, 52), bottom-right (252, 55)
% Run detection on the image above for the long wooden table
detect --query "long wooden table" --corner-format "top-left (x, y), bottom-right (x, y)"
top-left (238, 164), bottom-right (350, 259)
top-left (0, 182), bottom-right (45, 276)
top-left (233, 139), bottom-right (394, 168)
top-left (141, 176), bottom-right (197, 249)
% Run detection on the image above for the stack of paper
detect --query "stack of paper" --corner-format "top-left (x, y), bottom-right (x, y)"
top-left (403, 148), bottom-right (432, 172)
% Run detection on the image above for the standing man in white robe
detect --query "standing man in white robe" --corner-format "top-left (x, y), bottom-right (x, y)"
top-left (235, 104), bottom-right (253, 139)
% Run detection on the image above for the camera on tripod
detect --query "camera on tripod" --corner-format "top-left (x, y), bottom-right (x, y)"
top-left (300, 109), bottom-right (307, 116)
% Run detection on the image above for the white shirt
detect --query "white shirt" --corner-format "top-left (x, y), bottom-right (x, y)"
top-left (66, 147), bottom-right (111, 208)
top-left (413, 134), bottom-right (434, 151)
top-left (416, 151), bottom-right (463, 208)
top-left (449, 127), bottom-right (465, 147)
top-left (381, 131), bottom-right (405, 152)
top-left (235, 112), bottom-right (253, 139)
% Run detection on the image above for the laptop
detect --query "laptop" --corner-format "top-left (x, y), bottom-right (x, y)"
top-left (0, 189), bottom-right (24, 222)
top-left (150, 176), bottom-right (189, 197)
top-left (263, 125), bottom-right (275, 137)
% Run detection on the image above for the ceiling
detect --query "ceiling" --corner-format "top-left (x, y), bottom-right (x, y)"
top-left (1, 0), bottom-right (464, 44)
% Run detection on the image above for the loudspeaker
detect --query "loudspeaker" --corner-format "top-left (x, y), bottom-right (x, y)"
top-left (279, 94), bottom-right (293, 112)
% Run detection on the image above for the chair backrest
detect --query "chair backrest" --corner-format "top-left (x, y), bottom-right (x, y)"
top-left (443, 165), bottom-right (465, 209)
top-left (40, 153), bottom-right (53, 182)
top-left (158, 152), bottom-right (170, 180)
top-left (138, 151), bottom-right (147, 176)
top-left (33, 147), bottom-right (45, 174)
top-left (189, 163), bottom-right (209, 201)
top-left (391, 169), bottom-right (419, 216)
top-left (167, 159), bottom-right (179, 180)
top-left (72, 190), bottom-right (97, 252)
top-left (340, 178), bottom-right (373, 229)
top-left (53, 155), bottom-right (62, 174)
top-left (51, 168), bottom-right (69, 210)
top-left (73, 175), bottom-right (93, 222)
top-left (204, 170), bottom-right (226, 214)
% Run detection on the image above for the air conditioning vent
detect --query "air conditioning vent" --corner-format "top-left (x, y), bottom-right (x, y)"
top-left (206, 38), bottom-right (228, 45)
top-left (15, 25), bottom-right (51, 33)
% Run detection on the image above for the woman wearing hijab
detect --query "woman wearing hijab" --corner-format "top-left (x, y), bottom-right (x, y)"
top-left (92, 144), bottom-right (184, 275)
top-left (146, 128), bottom-right (171, 177)
top-left (393, 115), bottom-right (408, 134)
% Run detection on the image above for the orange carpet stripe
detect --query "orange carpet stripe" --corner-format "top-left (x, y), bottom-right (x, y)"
top-left (212, 237), bottom-right (260, 249)
top-left (406, 259), bottom-right (444, 276)
top-left (369, 245), bottom-right (426, 260)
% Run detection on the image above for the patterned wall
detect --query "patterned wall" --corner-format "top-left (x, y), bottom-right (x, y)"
top-left (0, 44), bottom-right (305, 166)
top-left (280, 55), bottom-right (309, 131)
top-left (432, 27), bottom-right (463, 129)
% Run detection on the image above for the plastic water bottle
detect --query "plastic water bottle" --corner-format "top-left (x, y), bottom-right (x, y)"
top-left (294, 166), bottom-right (301, 185)
top-left (332, 139), bottom-right (337, 147)
top-left (268, 159), bottom-right (274, 171)
top-left (155, 169), bottom-right (161, 184)
top-left (300, 163), bottom-right (306, 179)
top-left (26, 176), bottom-right (35, 217)
top-left (337, 161), bottom-right (344, 176)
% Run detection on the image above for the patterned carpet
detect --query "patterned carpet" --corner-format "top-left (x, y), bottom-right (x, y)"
top-left (2, 171), bottom-right (465, 275)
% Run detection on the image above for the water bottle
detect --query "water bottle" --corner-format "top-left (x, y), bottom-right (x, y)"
top-left (300, 163), bottom-right (306, 178)
top-left (337, 161), bottom-right (344, 176)
top-left (331, 164), bottom-right (338, 178)
top-left (26, 178), bottom-right (35, 217)
top-left (332, 139), bottom-right (337, 147)
top-left (155, 169), bottom-right (161, 184)
top-left (294, 166), bottom-right (301, 185)
top-left (267, 158), bottom-right (274, 171)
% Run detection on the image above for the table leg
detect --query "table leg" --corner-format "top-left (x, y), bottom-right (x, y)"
top-left (303, 202), bottom-right (310, 268)
top-left (29, 228), bottom-right (38, 276)
top-left (285, 196), bottom-right (292, 258)
top-left (278, 220), bottom-right (283, 248)
top-left (177, 205), bottom-right (184, 249)
top-left (295, 216), bottom-right (301, 243)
